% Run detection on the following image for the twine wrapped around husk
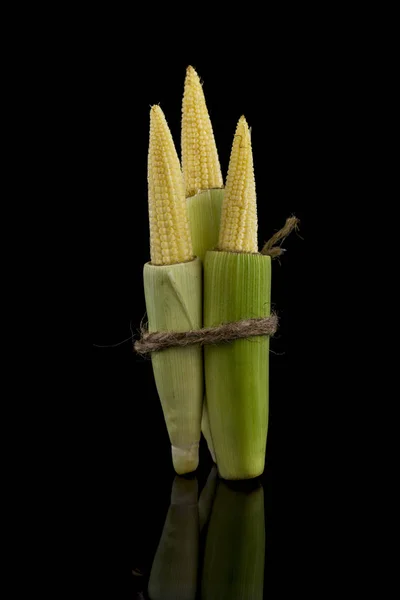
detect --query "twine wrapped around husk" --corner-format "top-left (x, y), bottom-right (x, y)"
top-left (134, 216), bottom-right (299, 355)
top-left (134, 314), bottom-right (278, 355)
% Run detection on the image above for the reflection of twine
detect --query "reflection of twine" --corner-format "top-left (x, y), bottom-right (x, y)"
top-left (134, 216), bottom-right (299, 355)
top-left (134, 315), bottom-right (278, 355)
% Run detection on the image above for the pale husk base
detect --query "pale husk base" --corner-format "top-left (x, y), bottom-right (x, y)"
top-left (171, 444), bottom-right (199, 475)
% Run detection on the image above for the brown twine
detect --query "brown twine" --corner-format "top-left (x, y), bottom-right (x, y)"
top-left (261, 216), bottom-right (300, 258)
top-left (134, 314), bottom-right (278, 355)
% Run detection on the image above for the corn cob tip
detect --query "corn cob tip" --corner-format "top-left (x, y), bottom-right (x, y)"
top-left (218, 115), bottom-right (258, 253)
top-left (150, 103), bottom-right (163, 119)
top-left (182, 65), bottom-right (223, 197)
top-left (237, 114), bottom-right (249, 137)
top-left (186, 64), bottom-right (198, 77)
top-left (149, 104), bottom-right (169, 138)
top-left (148, 104), bottom-right (193, 265)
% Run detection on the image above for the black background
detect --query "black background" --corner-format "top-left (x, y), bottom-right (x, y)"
top-left (91, 53), bottom-right (323, 596)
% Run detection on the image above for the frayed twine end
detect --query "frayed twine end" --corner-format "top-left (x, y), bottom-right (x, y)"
top-left (261, 216), bottom-right (300, 257)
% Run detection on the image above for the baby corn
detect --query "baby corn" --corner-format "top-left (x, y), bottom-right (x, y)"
top-left (144, 106), bottom-right (203, 475)
top-left (181, 66), bottom-right (225, 463)
top-left (204, 116), bottom-right (271, 480)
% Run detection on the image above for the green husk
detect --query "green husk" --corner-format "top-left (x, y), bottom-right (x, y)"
top-left (187, 188), bottom-right (224, 262)
top-left (204, 251), bottom-right (271, 480)
top-left (200, 399), bottom-right (216, 463)
top-left (144, 257), bottom-right (203, 474)
top-left (187, 188), bottom-right (223, 464)
top-left (201, 479), bottom-right (265, 600)
top-left (198, 465), bottom-right (218, 531)
top-left (148, 477), bottom-right (199, 600)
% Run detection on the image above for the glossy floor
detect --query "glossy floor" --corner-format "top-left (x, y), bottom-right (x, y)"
top-left (130, 463), bottom-right (270, 599)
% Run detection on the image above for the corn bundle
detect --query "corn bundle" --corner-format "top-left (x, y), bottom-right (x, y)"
top-left (181, 66), bottom-right (224, 463)
top-left (141, 68), bottom-right (277, 481)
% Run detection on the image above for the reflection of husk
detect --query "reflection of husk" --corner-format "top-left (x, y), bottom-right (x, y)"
top-left (202, 480), bottom-right (265, 600)
top-left (148, 477), bottom-right (199, 600)
top-left (198, 465), bottom-right (218, 532)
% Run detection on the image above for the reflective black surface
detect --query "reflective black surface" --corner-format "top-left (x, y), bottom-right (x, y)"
top-left (139, 469), bottom-right (266, 599)
top-left (92, 313), bottom-right (307, 598)
top-left (92, 317), bottom-right (305, 598)
top-left (130, 461), bottom-right (270, 600)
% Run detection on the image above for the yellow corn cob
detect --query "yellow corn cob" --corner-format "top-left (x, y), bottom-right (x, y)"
top-left (218, 116), bottom-right (258, 253)
top-left (148, 105), bottom-right (193, 265)
top-left (181, 66), bottom-right (223, 198)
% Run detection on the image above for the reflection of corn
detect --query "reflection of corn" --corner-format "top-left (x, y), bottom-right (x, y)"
top-left (202, 480), bottom-right (265, 600)
top-left (148, 477), bottom-right (199, 600)
top-left (181, 66), bottom-right (223, 198)
top-left (148, 105), bottom-right (193, 265)
top-left (218, 116), bottom-right (258, 253)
